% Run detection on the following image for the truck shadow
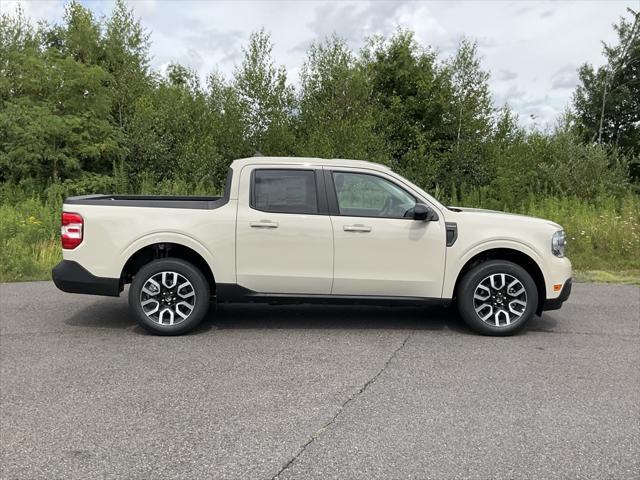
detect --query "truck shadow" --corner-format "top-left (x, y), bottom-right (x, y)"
top-left (63, 300), bottom-right (217, 335)
top-left (64, 298), bottom-right (557, 335)
top-left (213, 304), bottom-right (558, 334)
top-left (64, 300), bottom-right (134, 329)
top-left (211, 303), bottom-right (471, 333)
top-left (63, 298), bottom-right (473, 335)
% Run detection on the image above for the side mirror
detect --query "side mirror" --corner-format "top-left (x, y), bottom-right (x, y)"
top-left (413, 203), bottom-right (438, 222)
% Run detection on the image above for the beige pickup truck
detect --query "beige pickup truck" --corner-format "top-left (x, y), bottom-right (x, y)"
top-left (53, 156), bottom-right (572, 335)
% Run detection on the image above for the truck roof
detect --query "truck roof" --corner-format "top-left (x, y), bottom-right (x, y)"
top-left (230, 156), bottom-right (392, 171)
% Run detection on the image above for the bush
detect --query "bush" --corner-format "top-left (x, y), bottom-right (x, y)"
top-left (485, 132), bottom-right (629, 207)
top-left (536, 134), bottom-right (629, 198)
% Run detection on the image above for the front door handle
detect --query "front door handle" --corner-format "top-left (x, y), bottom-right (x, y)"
top-left (343, 224), bottom-right (372, 233)
top-left (250, 220), bottom-right (279, 229)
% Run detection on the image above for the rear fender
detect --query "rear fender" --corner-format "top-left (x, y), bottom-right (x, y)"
top-left (119, 232), bottom-right (216, 280)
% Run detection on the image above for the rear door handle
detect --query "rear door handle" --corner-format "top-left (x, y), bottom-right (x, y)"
top-left (343, 224), bottom-right (372, 232)
top-left (250, 220), bottom-right (279, 229)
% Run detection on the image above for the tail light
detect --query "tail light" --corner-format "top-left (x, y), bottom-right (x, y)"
top-left (61, 212), bottom-right (83, 249)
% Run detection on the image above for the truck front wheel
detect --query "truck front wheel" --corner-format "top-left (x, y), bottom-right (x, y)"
top-left (129, 258), bottom-right (211, 335)
top-left (456, 260), bottom-right (538, 336)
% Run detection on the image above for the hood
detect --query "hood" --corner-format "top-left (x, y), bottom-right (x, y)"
top-left (449, 206), bottom-right (562, 230)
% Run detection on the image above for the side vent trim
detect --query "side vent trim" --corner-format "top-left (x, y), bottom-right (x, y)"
top-left (445, 222), bottom-right (458, 247)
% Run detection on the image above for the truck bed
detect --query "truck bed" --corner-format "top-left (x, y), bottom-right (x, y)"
top-left (64, 194), bottom-right (227, 210)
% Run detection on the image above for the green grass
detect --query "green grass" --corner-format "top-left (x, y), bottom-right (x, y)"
top-left (0, 199), bottom-right (61, 282)
top-left (1, 189), bottom-right (639, 283)
top-left (574, 270), bottom-right (640, 285)
top-left (452, 191), bottom-right (640, 272)
top-left (514, 194), bottom-right (640, 271)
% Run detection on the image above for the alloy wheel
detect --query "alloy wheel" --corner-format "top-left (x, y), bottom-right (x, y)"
top-left (473, 273), bottom-right (527, 327)
top-left (139, 271), bottom-right (196, 326)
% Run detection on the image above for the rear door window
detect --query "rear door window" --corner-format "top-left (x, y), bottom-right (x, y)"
top-left (251, 169), bottom-right (318, 214)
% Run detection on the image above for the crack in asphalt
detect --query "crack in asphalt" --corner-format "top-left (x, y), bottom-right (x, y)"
top-left (269, 332), bottom-right (413, 480)
top-left (528, 329), bottom-right (639, 337)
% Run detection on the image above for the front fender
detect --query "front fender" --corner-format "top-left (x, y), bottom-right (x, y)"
top-left (442, 238), bottom-right (547, 299)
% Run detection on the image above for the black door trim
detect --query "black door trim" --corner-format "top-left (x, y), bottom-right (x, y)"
top-left (216, 283), bottom-right (450, 307)
top-left (323, 168), bottom-right (340, 215)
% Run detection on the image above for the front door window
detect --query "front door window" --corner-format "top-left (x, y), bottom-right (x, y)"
top-left (332, 172), bottom-right (416, 219)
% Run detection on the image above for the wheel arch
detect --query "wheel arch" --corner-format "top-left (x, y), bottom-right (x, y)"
top-left (121, 242), bottom-right (216, 293)
top-left (451, 247), bottom-right (547, 314)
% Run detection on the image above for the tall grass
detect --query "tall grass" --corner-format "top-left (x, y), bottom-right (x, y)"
top-left (0, 199), bottom-right (61, 281)
top-left (1, 183), bottom-right (638, 282)
top-left (517, 195), bottom-right (639, 271)
top-left (451, 191), bottom-right (640, 271)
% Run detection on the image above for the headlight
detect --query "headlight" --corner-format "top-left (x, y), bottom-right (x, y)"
top-left (552, 230), bottom-right (566, 257)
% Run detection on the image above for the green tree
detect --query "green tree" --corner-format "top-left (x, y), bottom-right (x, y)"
top-left (233, 30), bottom-right (295, 155)
top-left (0, 7), bottom-right (41, 103)
top-left (448, 39), bottom-right (493, 146)
top-left (442, 38), bottom-right (495, 188)
top-left (573, 8), bottom-right (639, 178)
top-left (127, 64), bottom-right (221, 185)
top-left (103, 0), bottom-right (151, 132)
top-left (56, 1), bottom-right (102, 64)
top-left (296, 36), bottom-right (388, 162)
top-left (0, 0), bottom-right (634, 205)
top-left (206, 71), bottom-right (252, 187)
top-left (363, 30), bottom-right (451, 188)
top-left (0, 3), bottom-right (122, 183)
top-left (493, 105), bottom-right (523, 146)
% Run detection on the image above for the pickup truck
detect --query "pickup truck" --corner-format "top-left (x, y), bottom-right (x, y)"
top-left (52, 156), bottom-right (572, 335)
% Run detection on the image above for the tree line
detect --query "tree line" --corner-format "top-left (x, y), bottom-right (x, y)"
top-left (0, 1), bottom-right (638, 207)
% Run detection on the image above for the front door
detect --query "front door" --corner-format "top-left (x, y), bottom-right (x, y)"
top-left (327, 169), bottom-right (446, 298)
top-left (236, 166), bottom-right (333, 294)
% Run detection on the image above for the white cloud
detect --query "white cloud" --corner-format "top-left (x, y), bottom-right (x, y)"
top-left (496, 69), bottom-right (518, 82)
top-left (3, 0), bottom-right (632, 128)
top-left (551, 65), bottom-right (580, 90)
top-left (1, 0), bottom-right (63, 22)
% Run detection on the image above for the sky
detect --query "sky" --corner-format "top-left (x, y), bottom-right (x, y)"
top-left (1, 0), bottom-right (636, 128)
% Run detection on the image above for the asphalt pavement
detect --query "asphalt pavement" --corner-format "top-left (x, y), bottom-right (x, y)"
top-left (1, 281), bottom-right (638, 479)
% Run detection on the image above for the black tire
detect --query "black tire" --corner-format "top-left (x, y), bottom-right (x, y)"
top-left (129, 258), bottom-right (210, 335)
top-left (457, 260), bottom-right (538, 336)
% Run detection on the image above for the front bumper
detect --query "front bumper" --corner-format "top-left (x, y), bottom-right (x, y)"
top-left (52, 260), bottom-right (121, 297)
top-left (542, 278), bottom-right (572, 311)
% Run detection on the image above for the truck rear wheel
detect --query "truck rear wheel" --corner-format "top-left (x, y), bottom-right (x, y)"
top-left (129, 258), bottom-right (210, 335)
top-left (456, 260), bottom-right (538, 336)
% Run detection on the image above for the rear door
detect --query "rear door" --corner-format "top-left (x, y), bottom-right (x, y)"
top-left (235, 166), bottom-right (333, 294)
top-left (326, 168), bottom-right (446, 298)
